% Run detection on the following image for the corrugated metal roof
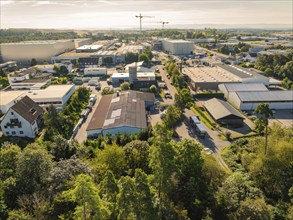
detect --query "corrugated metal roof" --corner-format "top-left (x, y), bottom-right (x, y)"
top-left (204, 98), bottom-right (244, 120)
top-left (87, 91), bottom-right (155, 131)
top-left (236, 91), bottom-right (293, 102)
top-left (221, 83), bottom-right (268, 92)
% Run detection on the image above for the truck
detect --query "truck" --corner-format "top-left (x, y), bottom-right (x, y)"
top-left (189, 116), bottom-right (207, 138)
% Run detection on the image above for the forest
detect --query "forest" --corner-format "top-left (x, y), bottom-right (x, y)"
top-left (0, 120), bottom-right (292, 219)
top-left (0, 30), bottom-right (80, 43)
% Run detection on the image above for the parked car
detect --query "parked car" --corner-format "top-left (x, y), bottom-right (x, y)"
top-left (165, 94), bottom-right (172, 99)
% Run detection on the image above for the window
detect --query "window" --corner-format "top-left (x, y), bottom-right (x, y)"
top-left (29, 108), bottom-right (37, 115)
top-left (19, 131), bottom-right (24, 134)
top-left (11, 111), bottom-right (14, 115)
top-left (5, 132), bottom-right (9, 135)
top-left (12, 131), bottom-right (16, 135)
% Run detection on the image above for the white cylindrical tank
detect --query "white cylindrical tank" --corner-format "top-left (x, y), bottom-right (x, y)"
top-left (128, 66), bottom-right (137, 84)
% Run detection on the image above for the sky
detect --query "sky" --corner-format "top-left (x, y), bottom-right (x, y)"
top-left (0, 0), bottom-right (292, 29)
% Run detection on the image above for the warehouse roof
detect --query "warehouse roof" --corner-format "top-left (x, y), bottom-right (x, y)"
top-left (204, 98), bottom-right (244, 120)
top-left (218, 64), bottom-right (265, 79)
top-left (0, 90), bottom-right (26, 106)
top-left (87, 91), bottom-right (155, 131)
top-left (219, 83), bottom-right (268, 92)
top-left (25, 85), bottom-right (75, 100)
top-left (11, 96), bottom-right (43, 123)
top-left (235, 91), bottom-right (293, 102)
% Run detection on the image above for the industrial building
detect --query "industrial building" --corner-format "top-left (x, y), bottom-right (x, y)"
top-left (34, 62), bottom-right (73, 73)
top-left (218, 64), bottom-right (269, 86)
top-left (161, 39), bottom-right (194, 55)
top-left (25, 85), bottom-right (76, 110)
top-left (111, 72), bottom-right (156, 84)
top-left (86, 91), bottom-right (155, 137)
top-left (8, 68), bottom-right (51, 90)
top-left (228, 91), bottom-right (293, 111)
top-left (187, 64), bottom-right (270, 91)
top-left (0, 90), bottom-right (26, 113)
top-left (218, 83), bottom-right (268, 99)
top-left (0, 39), bottom-right (76, 63)
top-left (0, 61), bottom-right (17, 72)
top-left (0, 96), bottom-right (44, 138)
top-left (84, 67), bottom-right (107, 76)
top-left (0, 85), bottom-right (75, 111)
top-left (76, 45), bottom-right (103, 53)
top-left (185, 66), bottom-right (241, 90)
top-left (204, 98), bottom-right (245, 127)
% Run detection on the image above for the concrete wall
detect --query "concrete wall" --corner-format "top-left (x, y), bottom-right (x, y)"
top-left (161, 40), bottom-right (194, 55)
top-left (0, 40), bottom-right (75, 63)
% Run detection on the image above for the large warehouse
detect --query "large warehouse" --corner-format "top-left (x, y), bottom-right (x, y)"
top-left (161, 39), bottom-right (194, 55)
top-left (0, 40), bottom-right (76, 63)
top-left (204, 98), bottom-right (245, 127)
top-left (218, 83), bottom-right (268, 99)
top-left (228, 90), bottom-right (293, 111)
top-left (86, 91), bottom-right (155, 137)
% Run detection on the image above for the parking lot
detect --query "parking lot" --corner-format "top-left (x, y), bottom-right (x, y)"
top-left (74, 80), bottom-right (111, 143)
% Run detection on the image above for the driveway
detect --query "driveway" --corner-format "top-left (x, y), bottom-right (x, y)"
top-left (74, 80), bottom-right (109, 143)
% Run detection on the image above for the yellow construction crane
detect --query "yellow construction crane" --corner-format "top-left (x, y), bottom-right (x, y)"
top-left (135, 13), bottom-right (154, 32)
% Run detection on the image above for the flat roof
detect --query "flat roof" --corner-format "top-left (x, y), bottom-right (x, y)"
top-left (183, 66), bottom-right (240, 83)
top-left (236, 91), bottom-right (293, 102)
top-left (117, 45), bottom-right (143, 55)
top-left (77, 45), bottom-right (103, 50)
top-left (87, 91), bottom-right (155, 131)
top-left (57, 51), bottom-right (93, 58)
top-left (91, 50), bottom-right (118, 56)
top-left (204, 98), bottom-right (244, 120)
top-left (220, 83), bottom-right (268, 92)
top-left (25, 85), bottom-right (75, 100)
top-left (0, 90), bottom-right (26, 106)
top-left (218, 64), bottom-right (265, 79)
top-left (163, 39), bottom-right (193, 43)
top-left (1, 39), bottom-right (73, 45)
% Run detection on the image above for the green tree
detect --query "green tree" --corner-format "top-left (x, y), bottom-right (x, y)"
top-left (59, 65), bottom-right (68, 75)
top-left (254, 103), bottom-right (273, 154)
top-left (120, 82), bottom-right (130, 90)
top-left (16, 144), bottom-right (54, 195)
top-left (237, 198), bottom-right (273, 220)
top-left (49, 156), bottom-right (92, 195)
top-left (172, 139), bottom-right (204, 218)
top-left (98, 170), bottom-right (119, 219)
top-left (138, 53), bottom-right (150, 63)
top-left (264, 68), bottom-right (274, 77)
top-left (134, 169), bottom-right (155, 219)
top-left (175, 88), bottom-right (193, 110)
top-left (217, 172), bottom-right (263, 219)
top-left (123, 140), bottom-right (150, 175)
top-left (94, 145), bottom-right (126, 178)
top-left (149, 85), bottom-right (157, 95)
top-left (125, 52), bottom-right (139, 64)
top-left (62, 174), bottom-right (109, 220)
top-left (30, 58), bottom-right (37, 66)
top-left (0, 143), bottom-right (21, 181)
top-left (163, 105), bottom-right (182, 128)
top-left (116, 176), bottom-right (137, 219)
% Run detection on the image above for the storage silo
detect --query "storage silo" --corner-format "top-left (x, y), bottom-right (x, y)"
top-left (128, 65), bottom-right (137, 84)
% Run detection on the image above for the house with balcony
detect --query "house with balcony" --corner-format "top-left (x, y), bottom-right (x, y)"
top-left (0, 96), bottom-right (44, 138)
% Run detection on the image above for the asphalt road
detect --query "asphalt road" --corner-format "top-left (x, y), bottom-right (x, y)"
top-left (74, 80), bottom-right (110, 143)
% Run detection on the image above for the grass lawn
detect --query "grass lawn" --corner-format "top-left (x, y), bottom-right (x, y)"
top-left (191, 106), bottom-right (218, 130)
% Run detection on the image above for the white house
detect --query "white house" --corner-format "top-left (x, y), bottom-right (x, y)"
top-left (0, 96), bottom-right (44, 138)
